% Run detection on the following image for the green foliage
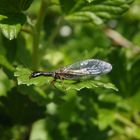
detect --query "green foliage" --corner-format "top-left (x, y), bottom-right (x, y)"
top-left (14, 66), bottom-right (118, 91)
top-left (1, 0), bottom-right (140, 140)
top-left (0, 13), bottom-right (26, 40)
top-left (60, 0), bottom-right (134, 24)
top-left (0, 0), bottom-right (32, 40)
top-left (0, 0), bottom-right (33, 14)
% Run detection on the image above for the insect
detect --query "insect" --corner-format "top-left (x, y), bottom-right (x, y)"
top-left (30, 59), bottom-right (112, 81)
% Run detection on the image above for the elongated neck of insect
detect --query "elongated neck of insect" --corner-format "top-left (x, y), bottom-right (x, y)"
top-left (32, 71), bottom-right (54, 78)
top-left (39, 72), bottom-right (54, 76)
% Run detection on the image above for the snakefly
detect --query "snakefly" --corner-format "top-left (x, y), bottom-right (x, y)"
top-left (30, 59), bottom-right (112, 81)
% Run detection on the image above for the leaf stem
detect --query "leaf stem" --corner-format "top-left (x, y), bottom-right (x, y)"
top-left (32, 0), bottom-right (48, 70)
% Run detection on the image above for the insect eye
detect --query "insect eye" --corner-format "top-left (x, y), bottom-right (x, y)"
top-left (29, 71), bottom-right (40, 79)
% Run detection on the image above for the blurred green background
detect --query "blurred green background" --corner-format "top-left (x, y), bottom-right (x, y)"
top-left (0, 0), bottom-right (140, 140)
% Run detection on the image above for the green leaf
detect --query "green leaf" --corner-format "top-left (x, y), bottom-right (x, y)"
top-left (58, 80), bottom-right (118, 91)
top-left (96, 109), bottom-right (116, 130)
top-left (0, 87), bottom-right (45, 124)
top-left (0, 13), bottom-right (26, 40)
top-left (0, 0), bottom-right (33, 14)
top-left (0, 69), bottom-right (14, 96)
top-left (127, 91), bottom-right (140, 111)
top-left (30, 119), bottom-right (48, 140)
top-left (65, 11), bottom-right (103, 25)
top-left (0, 23), bottom-right (21, 40)
top-left (0, 15), bottom-right (7, 20)
top-left (14, 67), bottom-right (49, 86)
top-left (0, 54), bottom-right (15, 79)
top-left (109, 48), bottom-right (140, 96)
top-left (132, 126), bottom-right (140, 139)
top-left (0, 0), bottom-right (32, 40)
top-left (0, 54), bottom-right (14, 71)
top-left (17, 85), bottom-right (49, 105)
top-left (14, 67), bottom-right (118, 91)
top-left (19, 0), bottom-right (34, 11)
top-left (86, 0), bottom-right (94, 3)
top-left (61, 0), bottom-right (134, 24)
top-left (59, 0), bottom-right (78, 13)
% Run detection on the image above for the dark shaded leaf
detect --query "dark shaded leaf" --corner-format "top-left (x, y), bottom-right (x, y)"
top-left (0, 54), bottom-right (14, 72)
top-left (0, 0), bottom-right (33, 14)
top-left (0, 87), bottom-right (45, 124)
top-left (17, 85), bottom-right (49, 105)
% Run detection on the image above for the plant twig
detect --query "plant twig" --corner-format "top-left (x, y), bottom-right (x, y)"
top-left (32, 0), bottom-right (48, 70)
top-left (104, 28), bottom-right (140, 53)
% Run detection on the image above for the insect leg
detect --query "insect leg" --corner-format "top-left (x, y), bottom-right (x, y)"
top-left (50, 78), bottom-right (57, 88)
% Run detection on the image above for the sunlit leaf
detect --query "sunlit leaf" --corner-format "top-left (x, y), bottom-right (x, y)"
top-left (0, 13), bottom-right (26, 40)
top-left (14, 67), bottom-right (49, 86)
top-left (86, 0), bottom-right (94, 3)
top-left (56, 80), bottom-right (118, 91)
top-left (14, 67), bottom-right (118, 91)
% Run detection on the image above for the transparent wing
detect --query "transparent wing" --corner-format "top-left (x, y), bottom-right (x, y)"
top-left (56, 59), bottom-right (112, 79)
